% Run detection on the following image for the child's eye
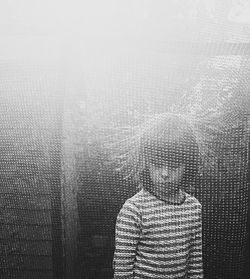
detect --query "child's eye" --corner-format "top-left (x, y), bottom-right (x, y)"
top-left (169, 166), bottom-right (178, 171)
top-left (166, 166), bottom-right (179, 172)
top-left (165, 162), bottom-right (179, 168)
top-left (169, 164), bottom-right (180, 169)
top-left (151, 160), bottom-right (165, 167)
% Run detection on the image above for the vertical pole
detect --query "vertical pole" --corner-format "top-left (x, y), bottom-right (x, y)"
top-left (61, 88), bottom-right (80, 279)
top-left (51, 91), bottom-right (64, 279)
top-left (243, 119), bottom-right (250, 278)
top-left (246, 133), bottom-right (250, 269)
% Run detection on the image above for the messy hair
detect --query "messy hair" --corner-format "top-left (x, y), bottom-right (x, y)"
top-left (109, 113), bottom-right (200, 191)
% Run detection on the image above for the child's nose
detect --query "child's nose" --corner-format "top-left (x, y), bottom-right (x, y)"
top-left (161, 169), bottom-right (170, 179)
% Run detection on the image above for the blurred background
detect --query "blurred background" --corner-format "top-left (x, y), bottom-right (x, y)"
top-left (0, 1), bottom-right (250, 279)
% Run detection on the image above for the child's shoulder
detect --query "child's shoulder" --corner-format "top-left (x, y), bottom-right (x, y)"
top-left (184, 192), bottom-right (202, 208)
top-left (118, 190), bottom-right (145, 215)
top-left (125, 189), bottom-right (145, 204)
top-left (122, 189), bottom-right (149, 208)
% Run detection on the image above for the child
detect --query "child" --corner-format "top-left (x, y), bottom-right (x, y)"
top-left (113, 113), bottom-right (203, 279)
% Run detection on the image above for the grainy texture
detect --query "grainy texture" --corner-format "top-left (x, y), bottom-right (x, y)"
top-left (0, 62), bottom-right (63, 278)
top-left (76, 50), bottom-right (250, 279)
top-left (113, 190), bottom-right (203, 278)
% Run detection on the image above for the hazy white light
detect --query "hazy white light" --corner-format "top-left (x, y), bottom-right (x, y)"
top-left (228, 2), bottom-right (250, 23)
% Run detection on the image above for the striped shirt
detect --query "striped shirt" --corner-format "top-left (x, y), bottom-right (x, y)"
top-left (113, 189), bottom-right (203, 279)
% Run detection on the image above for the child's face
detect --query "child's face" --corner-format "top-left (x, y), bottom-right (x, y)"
top-left (147, 161), bottom-right (186, 195)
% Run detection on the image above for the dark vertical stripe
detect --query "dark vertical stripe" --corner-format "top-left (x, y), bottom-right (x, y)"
top-left (244, 134), bottom-right (250, 276)
top-left (50, 94), bottom-right (64, 279)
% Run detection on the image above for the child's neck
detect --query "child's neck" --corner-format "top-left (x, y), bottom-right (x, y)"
top-left (148, 188), bottom-right (185, 205)
top-left (166, 189), bottom-right (185, 204)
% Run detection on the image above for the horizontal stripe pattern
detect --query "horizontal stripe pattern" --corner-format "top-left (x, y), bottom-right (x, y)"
top-left (113, 189), bottom-right (203, 278)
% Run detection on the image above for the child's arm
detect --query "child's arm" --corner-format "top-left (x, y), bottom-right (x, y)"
top-left (113, 201), bottom-right (141, 279)
top-left (188, 204), bottom-right (203, 279)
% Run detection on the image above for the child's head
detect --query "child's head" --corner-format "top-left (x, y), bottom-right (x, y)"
top-left (138, 113), bottom-right (200, 193)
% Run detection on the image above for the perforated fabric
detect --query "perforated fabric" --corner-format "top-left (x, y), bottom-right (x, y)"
top-left (76, 50), bottom-right (250, 279)
top-left (1, 2), bottom-right (249, 279)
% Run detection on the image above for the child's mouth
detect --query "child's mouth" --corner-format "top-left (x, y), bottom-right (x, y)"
top-left (161, 182), bottom-right (178, 189)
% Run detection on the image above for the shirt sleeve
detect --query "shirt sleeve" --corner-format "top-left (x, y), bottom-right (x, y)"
top-left (113, 201), bottom-right (141, 279)
top-left (188, 204), bottom-right (203, 279)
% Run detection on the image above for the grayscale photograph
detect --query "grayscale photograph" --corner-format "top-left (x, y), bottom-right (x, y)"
top-left (0, 1), bottom-right (250, 279)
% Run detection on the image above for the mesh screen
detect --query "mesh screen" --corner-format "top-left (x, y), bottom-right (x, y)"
top-left (75, 37), bottom-right (250, 279)
top-left (1, 1), bottom-right (250, 279)
top-left (0, 62), bottom-right (64, 279)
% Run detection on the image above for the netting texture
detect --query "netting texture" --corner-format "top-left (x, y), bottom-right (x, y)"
top-left (0, 62), bottom-right (63, 279)
top-left (76, 52), bottom-right (250, 279)
top-left (1, 2), bottom-right (250, 279)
